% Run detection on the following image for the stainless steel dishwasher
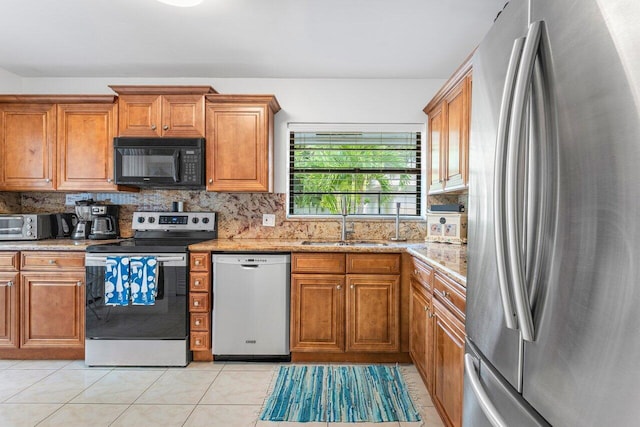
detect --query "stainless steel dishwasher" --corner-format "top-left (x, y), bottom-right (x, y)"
top-left (212, 253), bottom-right (290, 361)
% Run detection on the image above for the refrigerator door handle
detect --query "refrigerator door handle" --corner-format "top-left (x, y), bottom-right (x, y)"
top-left (505, 21), bottom-right (544, 342)
top-left (494, 37), bottom-right (526, 330)
top-left (465, 353), bottom-right (508, 427)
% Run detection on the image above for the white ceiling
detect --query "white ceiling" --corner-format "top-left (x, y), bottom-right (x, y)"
top-left (0, 0), bottom-right (505, 79)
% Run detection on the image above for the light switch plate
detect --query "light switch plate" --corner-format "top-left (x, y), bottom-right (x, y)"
top-left (262, 214), bottom-right (276, 227)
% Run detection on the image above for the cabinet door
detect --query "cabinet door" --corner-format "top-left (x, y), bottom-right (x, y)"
top-left (205, 104), bottom-right (271, 192)
top-left (410, 279), bottom-right (431, 388)
top-left (433, 298), bottom-right (465, 427)
top-left (20, 272), bottom-right (84, 349)
top-left (290, 274), bottom-right (344, 352)
top-left (443, 76), bottom-right (469, 191)
top-left (346, 274), bottom-right (399, 352)
top-left (0, 272), bottom-right (18, 349)
top-left (161, 94), bottom-right (205, 137)
top-left (0, 103), bottom-right (56, 190)
top-left (57, 103), bottom-right (118, 191)
top-left (117, 94), bottom-right (162, 137)
top-left (428, 104), bottom-right (444, 193)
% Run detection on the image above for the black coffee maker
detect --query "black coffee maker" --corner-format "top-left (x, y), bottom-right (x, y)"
top-left (88, 204), bottom-right (119, 239)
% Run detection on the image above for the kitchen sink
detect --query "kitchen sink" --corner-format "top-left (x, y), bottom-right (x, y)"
top-left (301, 240), bottom-right (389, 247)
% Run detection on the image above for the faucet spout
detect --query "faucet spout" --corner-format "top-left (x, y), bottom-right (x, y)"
top-left (341, 213), bottom-right (348, 241)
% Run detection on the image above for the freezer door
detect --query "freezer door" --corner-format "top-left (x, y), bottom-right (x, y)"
top-left (463, 340), bottom-right (549, 427)
top-left (523, 1), bottom-right (640, 426)
top-left (466, 0), bottom-right (527, 390)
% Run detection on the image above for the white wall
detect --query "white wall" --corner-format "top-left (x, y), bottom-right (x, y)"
top-left (0, 68), bottom-right (23, 92)
top-left (19, 77), bottom-right (445, 192)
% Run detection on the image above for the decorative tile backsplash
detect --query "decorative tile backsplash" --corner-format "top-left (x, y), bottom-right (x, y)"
top-left (0, 190), bottom-right (468, 240)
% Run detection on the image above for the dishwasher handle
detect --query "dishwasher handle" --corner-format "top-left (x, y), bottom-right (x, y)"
top-left (240, 264), bottom-right (259, 269)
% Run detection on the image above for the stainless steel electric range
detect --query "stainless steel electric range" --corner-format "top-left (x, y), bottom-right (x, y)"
top-left (84, 211), bottom-right (217, 367)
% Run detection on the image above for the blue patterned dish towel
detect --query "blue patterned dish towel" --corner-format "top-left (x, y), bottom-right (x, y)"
top-left (104, 256), bottom-right (130, 306)
top-left (130, 256), bottom-right (158, 305)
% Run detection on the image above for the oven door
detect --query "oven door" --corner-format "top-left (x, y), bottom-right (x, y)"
top-left (84, 253), bottom-right (188, 340)
top-left (0, 215), bottom-right (26, 240)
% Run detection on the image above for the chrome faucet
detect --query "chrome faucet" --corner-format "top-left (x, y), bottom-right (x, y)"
top-left (390, 202), bottom-right (406, 241)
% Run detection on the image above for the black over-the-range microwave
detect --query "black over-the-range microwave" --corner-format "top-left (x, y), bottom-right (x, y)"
top-left (114, 137), bottom-right (205, 188)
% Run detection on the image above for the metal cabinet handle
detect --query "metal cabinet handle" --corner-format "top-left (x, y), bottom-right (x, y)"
top-left (76, 281), bottom-right (82, 287)
top-left (151, 124), bottom-right (157, 130)
top-left (428, 312), bottom-right (434, 319)
top-left (195, 339), bottom-right (202, 345)
top-left (208, 178), bottom-right (213, 184)
top-left (195, 320), bottom-right (201, 326)
top-left (336, 285), bottom-right (342, 290)
top-left (195, 260), bottom-right (201, 265)
top-left (45, 178), bottom-right (51, 183)
top-left (5, 280), bottom-right (13, 287)
top-left (163, 125), bottom-right (169, 131)
top-left (195, 279), bottom-right (201, 286)
top-left (350, 285), bottom-right (354, 289)
top-left (193, 301), bottom-right (200, 306)
top-left (48, 259), bottom-right (56, 265)
top-left (107, 178), bottom-right (113, 183)
top-left (424, 306), bottom-right (429, 312)
top-left (441, 290), bottom-right (449, 299)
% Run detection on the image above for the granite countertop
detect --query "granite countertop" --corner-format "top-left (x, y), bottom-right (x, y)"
top-left (0, 238), bottom-right (467, 283)
top-left (190, 238), bottom-right (467, 283)
top-left (0, 239), bottom-right (122, 251)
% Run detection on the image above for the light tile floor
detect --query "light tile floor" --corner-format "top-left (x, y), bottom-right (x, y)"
top-left (0, 360), bottom-right (444, 427)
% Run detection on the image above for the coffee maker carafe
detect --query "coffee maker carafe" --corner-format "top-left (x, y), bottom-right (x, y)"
top-left (89, 204), bottom-right (119, 240)
top-left (71, 199), bottom-right (94, 240)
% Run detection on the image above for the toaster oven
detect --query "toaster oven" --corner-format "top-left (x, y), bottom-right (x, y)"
top-left (0, 214), bottom-right (52, 240)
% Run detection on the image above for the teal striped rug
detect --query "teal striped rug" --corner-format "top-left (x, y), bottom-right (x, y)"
top-left (259, 365), bottom-right (421, 423)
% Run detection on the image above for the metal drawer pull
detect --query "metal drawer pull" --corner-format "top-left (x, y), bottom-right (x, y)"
top-left (48, 259), bottom-right (56, 264)
top-left (195, 280), bottom-right (201, 285)
top-left (195, 339), bottom-right (202, 345)
top-left (163, 125), bottom-right (169, 130)
top-left (195, 260), bottom-right (201, 265)
top-left (195, 320), bottom-right (201, 326)
top-left (193, 301), bottom-right (200, 307)
top-left (76, 281), bottom-right (82, 287)
top-left (5, 280), bottom-right (13, 287)
top-left (151, 124), bottom-right (157, 130)
top-left (336, 285), bottom-right (342, 290)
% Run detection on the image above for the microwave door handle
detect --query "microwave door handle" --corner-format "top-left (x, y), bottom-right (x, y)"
top-left (173, 151), bottom-right (180, 183)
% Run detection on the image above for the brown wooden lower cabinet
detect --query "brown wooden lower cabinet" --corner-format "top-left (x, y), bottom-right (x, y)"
top-left (409, 277), bottom-right (433, 392)
top-left (346, 274), bottom-right (399, 353)
top-left (290, 273), bottom-right (345, 352)
top-left (433, 298), bottom-right (465, 427)
top-left (189, 252), bottom-right (212, 361)
top-left (20, 271), bottom-right (84, 349)
top-left (0, 251), bottom-right (85, 359)
top-left (290, 253), bottom-right (402, 359)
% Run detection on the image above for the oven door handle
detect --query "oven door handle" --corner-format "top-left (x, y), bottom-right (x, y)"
top-left (85, 255), bottom-right (186, 264)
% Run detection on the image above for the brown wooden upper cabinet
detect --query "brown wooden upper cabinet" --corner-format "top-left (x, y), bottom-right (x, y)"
top-left (0, 95), bottom-right (133, 192)
top-left (205, 94), bottom-right (280, 192)
top-left (110, 85), bottom-right (217, 138)
top-left (424, 57), bottom-right (472, 194)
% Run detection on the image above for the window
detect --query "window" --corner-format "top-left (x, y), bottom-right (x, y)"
top-left (288, 124), bottom-right (422, 217)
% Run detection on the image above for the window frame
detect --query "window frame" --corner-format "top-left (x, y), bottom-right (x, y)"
top-left (286, 123), bottom-right (425, 220)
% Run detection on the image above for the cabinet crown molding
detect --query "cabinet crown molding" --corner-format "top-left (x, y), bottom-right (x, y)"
top-left (109, 85), bottom-right (218, 95)
top-left (0, 95), bottom-right (116, 104)
top-left (205, 94), bottom-right (281, 113)
top-left (423, 54), bottom-right (473, 114)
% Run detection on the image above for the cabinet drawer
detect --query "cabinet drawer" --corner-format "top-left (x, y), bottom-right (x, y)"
top-left (346, 253), bottom-right (400, 274)
top-left (433, 272), bottom-right (466, 321)
top-left (190, 331), bottom-right (210, 350)
top-left (0, 252), bottom-right (19, 270)
top-left (21, 252), bottom-right (84, 270)
top-left (189, 272), bottom-right (210, 292)
top-left (411, 257), bottom-right (433, 291)
top-left (190, 313), bottom-right (210, 332)
top-left (190, 252), bottom-right (210, 271)
top-left (292, 253), bottom-right (345, 274)
top-left (189, 293), bottom-right (210, 313)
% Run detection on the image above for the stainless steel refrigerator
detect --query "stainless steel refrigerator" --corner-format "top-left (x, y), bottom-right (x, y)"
top-left (465, 0), bottom-right (640, 425)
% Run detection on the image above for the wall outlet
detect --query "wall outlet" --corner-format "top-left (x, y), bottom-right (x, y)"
top-left (262, 214), bottom-right (276, 227)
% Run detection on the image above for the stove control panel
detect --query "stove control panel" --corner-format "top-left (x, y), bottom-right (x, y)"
top-left (132, 211), bottom-right (217, 232)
